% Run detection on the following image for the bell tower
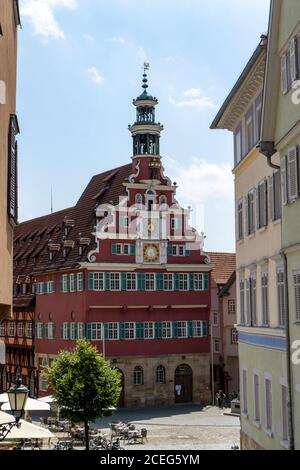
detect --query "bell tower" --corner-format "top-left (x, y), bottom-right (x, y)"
top-left (128, 64), bottom-right (164, 182)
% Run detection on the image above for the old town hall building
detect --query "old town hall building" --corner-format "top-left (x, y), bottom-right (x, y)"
top-left (0, 70), bottom-right (213, 407)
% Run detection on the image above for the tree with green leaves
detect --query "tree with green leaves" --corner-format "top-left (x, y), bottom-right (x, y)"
top-left (45, 339), bottom-right (121, 450)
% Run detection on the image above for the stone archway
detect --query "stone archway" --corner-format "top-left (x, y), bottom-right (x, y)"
top-left (174, 364), bottom-right (193, 403)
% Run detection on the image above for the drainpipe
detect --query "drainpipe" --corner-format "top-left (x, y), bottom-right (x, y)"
top-left (262, 140), bottom-right (295, 449)
top-left (281, 251), bottom-right (295, 450)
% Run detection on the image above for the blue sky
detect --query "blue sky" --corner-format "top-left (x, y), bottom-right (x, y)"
top-left (18, 0), bottom-right (270, 252)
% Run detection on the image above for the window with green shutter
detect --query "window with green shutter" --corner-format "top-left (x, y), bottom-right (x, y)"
top-left (136, 322), bottom-right (144, 339)
top-left (202, 321), bottom-right (208, 337)
top-left (172, 322), bottom-right (178, 338)
top-left (174, 274), bottom-right (180, 291)
top-left (86, 323), bottom-right (92, 340)
top-left (204, 274), bottom-right (209, 290)
top-left (45, 324), bottom-right (49, 339)
top-left (167, 245), bottom-right (173, 256)
top-left (121, 273), bottom-right (127, 291)
top-left (104, 323), bottom-right (109, 340)
top-left (119, 322), bottom-right (125, 340)
top-left (137, 273), bottom-right (146, 291)
top-left (155, 322), bottom-right (162, 339)
top-left (184, 248), bottom-right (190, 256)
top-left (130, 244), bottom-right (136, 256)
top-left (105, 272), bottom-right (110, 291)
top-left (188, 321), bottom-right (194, 338)
top-left (67, 275), bottom-right (70, 293)
top-left (88, 272), bottom-right (94, 290)
top-left (156, 273), bottom-right (163, 291)
top-left (111, 244), bottom-right (117, 255)
top-left (189, 273), bottom-right (194, 291)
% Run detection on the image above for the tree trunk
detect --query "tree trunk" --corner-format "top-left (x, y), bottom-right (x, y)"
top-left (84, 419), bottom-right (89, 451)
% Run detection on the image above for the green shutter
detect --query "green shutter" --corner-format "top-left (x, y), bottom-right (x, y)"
top-left (185, 248), bottom-right (190, 256)
top-left (104, 323), bottom-right (109, 340)
top-left (130, 244), bottom-right (136, 255)
top-left (188, 321), bottom-right (193, 338)
top-left (111, 244), bottom-right (117, 255)
top-left (45, 324), bottom-right (48, 339)
top-left (105, 272), bottom-right (110, 291)
top-left (174, 274), bottom-right (180, 291)
top-left (155, 322), bottom-right (162, 339)
top-left (202, 321), bottom-right (207, 337)
top-left (43, 282), bottom-right (47, 294)
top-left (119, 322), bottom-right (125, 340)
top-left (189, 273), bottom-right (194, 291)
top-left (82, 273), bottom-right (85, 291)
top-left (156, 273), bottom-right (163, 291)
top-left (60, 276), bottom-right (63, 293)
top-left (121, 273), bottom-right (127, 291)
top-left (74, 323), bottom-right (78, 340)
top-left (67, 323), bottom-right (70, 340)
top-left (60, 324), bottom-right (64, 339)
top-left (66, 275), bottom-right (70, 293)
top-left (86, 323), bottom-right (92, 340)
top-left (136, 322), bottom-right (144, 339)
top-left (52, 324), bottom-right (56, 339)
top-left (167, 245), bottom-right (173, 256)
top-left (204, 274), bottom-right (209, 290)
top-left (52, 280), bottom-right (56, 293)
top-left (75, 273), bottom-right (78, 292)
top-left (137, 273), bottom-right (145, 291)
top-left (172, 322), bottom-right (178, 338)
top-left (41, 324), bottom-right (44, 339)
top-left (88, 273), bottom-right (94, 290)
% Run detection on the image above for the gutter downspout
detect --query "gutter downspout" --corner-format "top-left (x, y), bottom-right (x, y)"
top-left (281, 251), bottom-right (295, 450)
top-left (263, 144), bottom-right (294, 449)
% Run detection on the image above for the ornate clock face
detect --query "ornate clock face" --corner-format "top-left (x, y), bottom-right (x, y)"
top-left (143, 243), bottom-right (160, 263)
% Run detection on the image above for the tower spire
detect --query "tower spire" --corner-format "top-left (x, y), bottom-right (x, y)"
top-left (142, 62), bottom-right (150, 92)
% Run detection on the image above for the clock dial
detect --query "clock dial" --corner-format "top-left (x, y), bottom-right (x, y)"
top-left (143, 243), bottom-right (160, 263)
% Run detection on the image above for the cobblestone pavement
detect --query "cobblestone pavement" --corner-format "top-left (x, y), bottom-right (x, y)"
top-left (95, 405), bottom-right (241, 450)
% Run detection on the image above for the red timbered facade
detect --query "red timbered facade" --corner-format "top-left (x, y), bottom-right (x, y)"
top-left (1, 70), bottom-right (213, 406)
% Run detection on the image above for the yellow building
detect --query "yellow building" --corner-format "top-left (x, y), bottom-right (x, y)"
top-left (212, 36), bottom-right (290, 450)
top-left (0, 0), bottom-right (20, 320)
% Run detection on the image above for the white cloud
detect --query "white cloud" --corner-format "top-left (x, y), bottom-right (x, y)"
top-left (169, 88), bottom-right (217, 111)
top-left (109, 36), bottom-right (133, 46)
top-left (20, 0), bottom-right (78, 40)
top-left (87, 67), bottom-right (104, 85)
top-left (165, 157), bottom-right (234, 204)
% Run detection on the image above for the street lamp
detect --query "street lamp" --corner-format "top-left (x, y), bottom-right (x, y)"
top-left (0, 377), bottom-right (29, 441)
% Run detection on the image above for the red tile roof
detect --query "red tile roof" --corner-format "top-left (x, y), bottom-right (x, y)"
top-left (13, 163), bottom-right (132, 277)
top-left (207, 252), bottom-right (236, 286)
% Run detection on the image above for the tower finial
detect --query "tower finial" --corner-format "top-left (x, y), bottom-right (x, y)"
top-left (142, 62), bottom-right (150, 91)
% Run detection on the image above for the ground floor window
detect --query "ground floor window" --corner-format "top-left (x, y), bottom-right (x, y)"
top-left (134, 366), bottom-right (144, 385)
top-left (156, 365), bottom-right (166, 384)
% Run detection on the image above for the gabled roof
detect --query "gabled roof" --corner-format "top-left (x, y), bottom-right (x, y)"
top-left (14, 164), bottom-right (132, 277)
top-left (219, 271), bottom-right (236, 297)
top-left (208, 252), bottom-right (236, 286)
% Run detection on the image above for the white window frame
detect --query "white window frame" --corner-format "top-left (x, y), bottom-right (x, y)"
top-left (237, 198), bottom-right (244, 240)
top-left (144, 322), bottom-right (154, 339)
top-left (162, 321), bottom-right (172, 339)
top-left (261, 270), bottom-right (269, 326)
top-left (177, 321), bottom-right (187, 338)
top-left (192, 320), bottom-right (202, 338)
top-left (228, 299), bottom-right (236, 315)
top-left (214, 339), bottom-right (220, 353)
top-left (126, 273), bottom-right (137, 291)
top-left (115, 243), bottom-right (122, 255)
top-left (77, 273), bottom-right (84, 292)
top-left (213, 312), bottom-right (218, 326)
top-left (36, 282), bottom-right (44, 295)
top-left (108, 323), bottom-right (119, 340)
top-left (69, 274), bottom-right (76, 292)
top-left (78, 323), bottom-right (85, 339)
top-left (124, 322), bottom-right (135, 340)
top-left (62, 275), bottom-right (68, 293)
top-left (293, 270), bottom-right (300, 321)
top-left (8, 321), bottom-right (15, 337)
top-left (178, 273), bottom-right (189, 291)
top-left (0, 323), bottom-right (6, 336)
top-left (163, 274), bottom-right (174, 291)
top-left (91, 323), bottom-right (102, 341)
top-left (277, 266), bottom-right (286, 327)
top-left (47, 323), bottom-right (55, 340)
top-left (156, 366), bottom-right (166, 384)
top-left (62, 323), bottom-right (69, 340)
top-left (17, 322), bottom-right (24, 337)
top-left (93, 272), bottom-right (105, 291)
top-left (145, 273), bottom-right (155, 291)
top-left (194, 274), bottom-right (204, 291)
top-left (231, 328), bottom-right (238, 344)
top-left (264, 374), bottom-right (273, 436)
top-left (110, 272), bottom-right (121, 291)
top-left (26, 322), bottom-right (32, 338)
top-left (36, 323), bottom-right (43, 339)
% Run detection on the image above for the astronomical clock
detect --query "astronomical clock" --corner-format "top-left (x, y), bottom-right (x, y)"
top-left (143, 243), bottom-right (160, 263)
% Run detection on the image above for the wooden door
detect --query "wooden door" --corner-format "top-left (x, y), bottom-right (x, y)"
top-left (174, 364), bottom-right (193, 403)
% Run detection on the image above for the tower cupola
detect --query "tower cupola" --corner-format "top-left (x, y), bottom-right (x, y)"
top-left (128, 63), bottom-right (164, 158)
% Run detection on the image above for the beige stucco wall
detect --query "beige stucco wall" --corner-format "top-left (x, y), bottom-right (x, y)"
top-left (0, 0), bottom-right (18, 320)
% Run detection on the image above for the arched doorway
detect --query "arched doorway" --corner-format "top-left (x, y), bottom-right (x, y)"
top-left (174, 364), bottom-right (193, 403)
top-left (115, 368), bottom-right (125, 408)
